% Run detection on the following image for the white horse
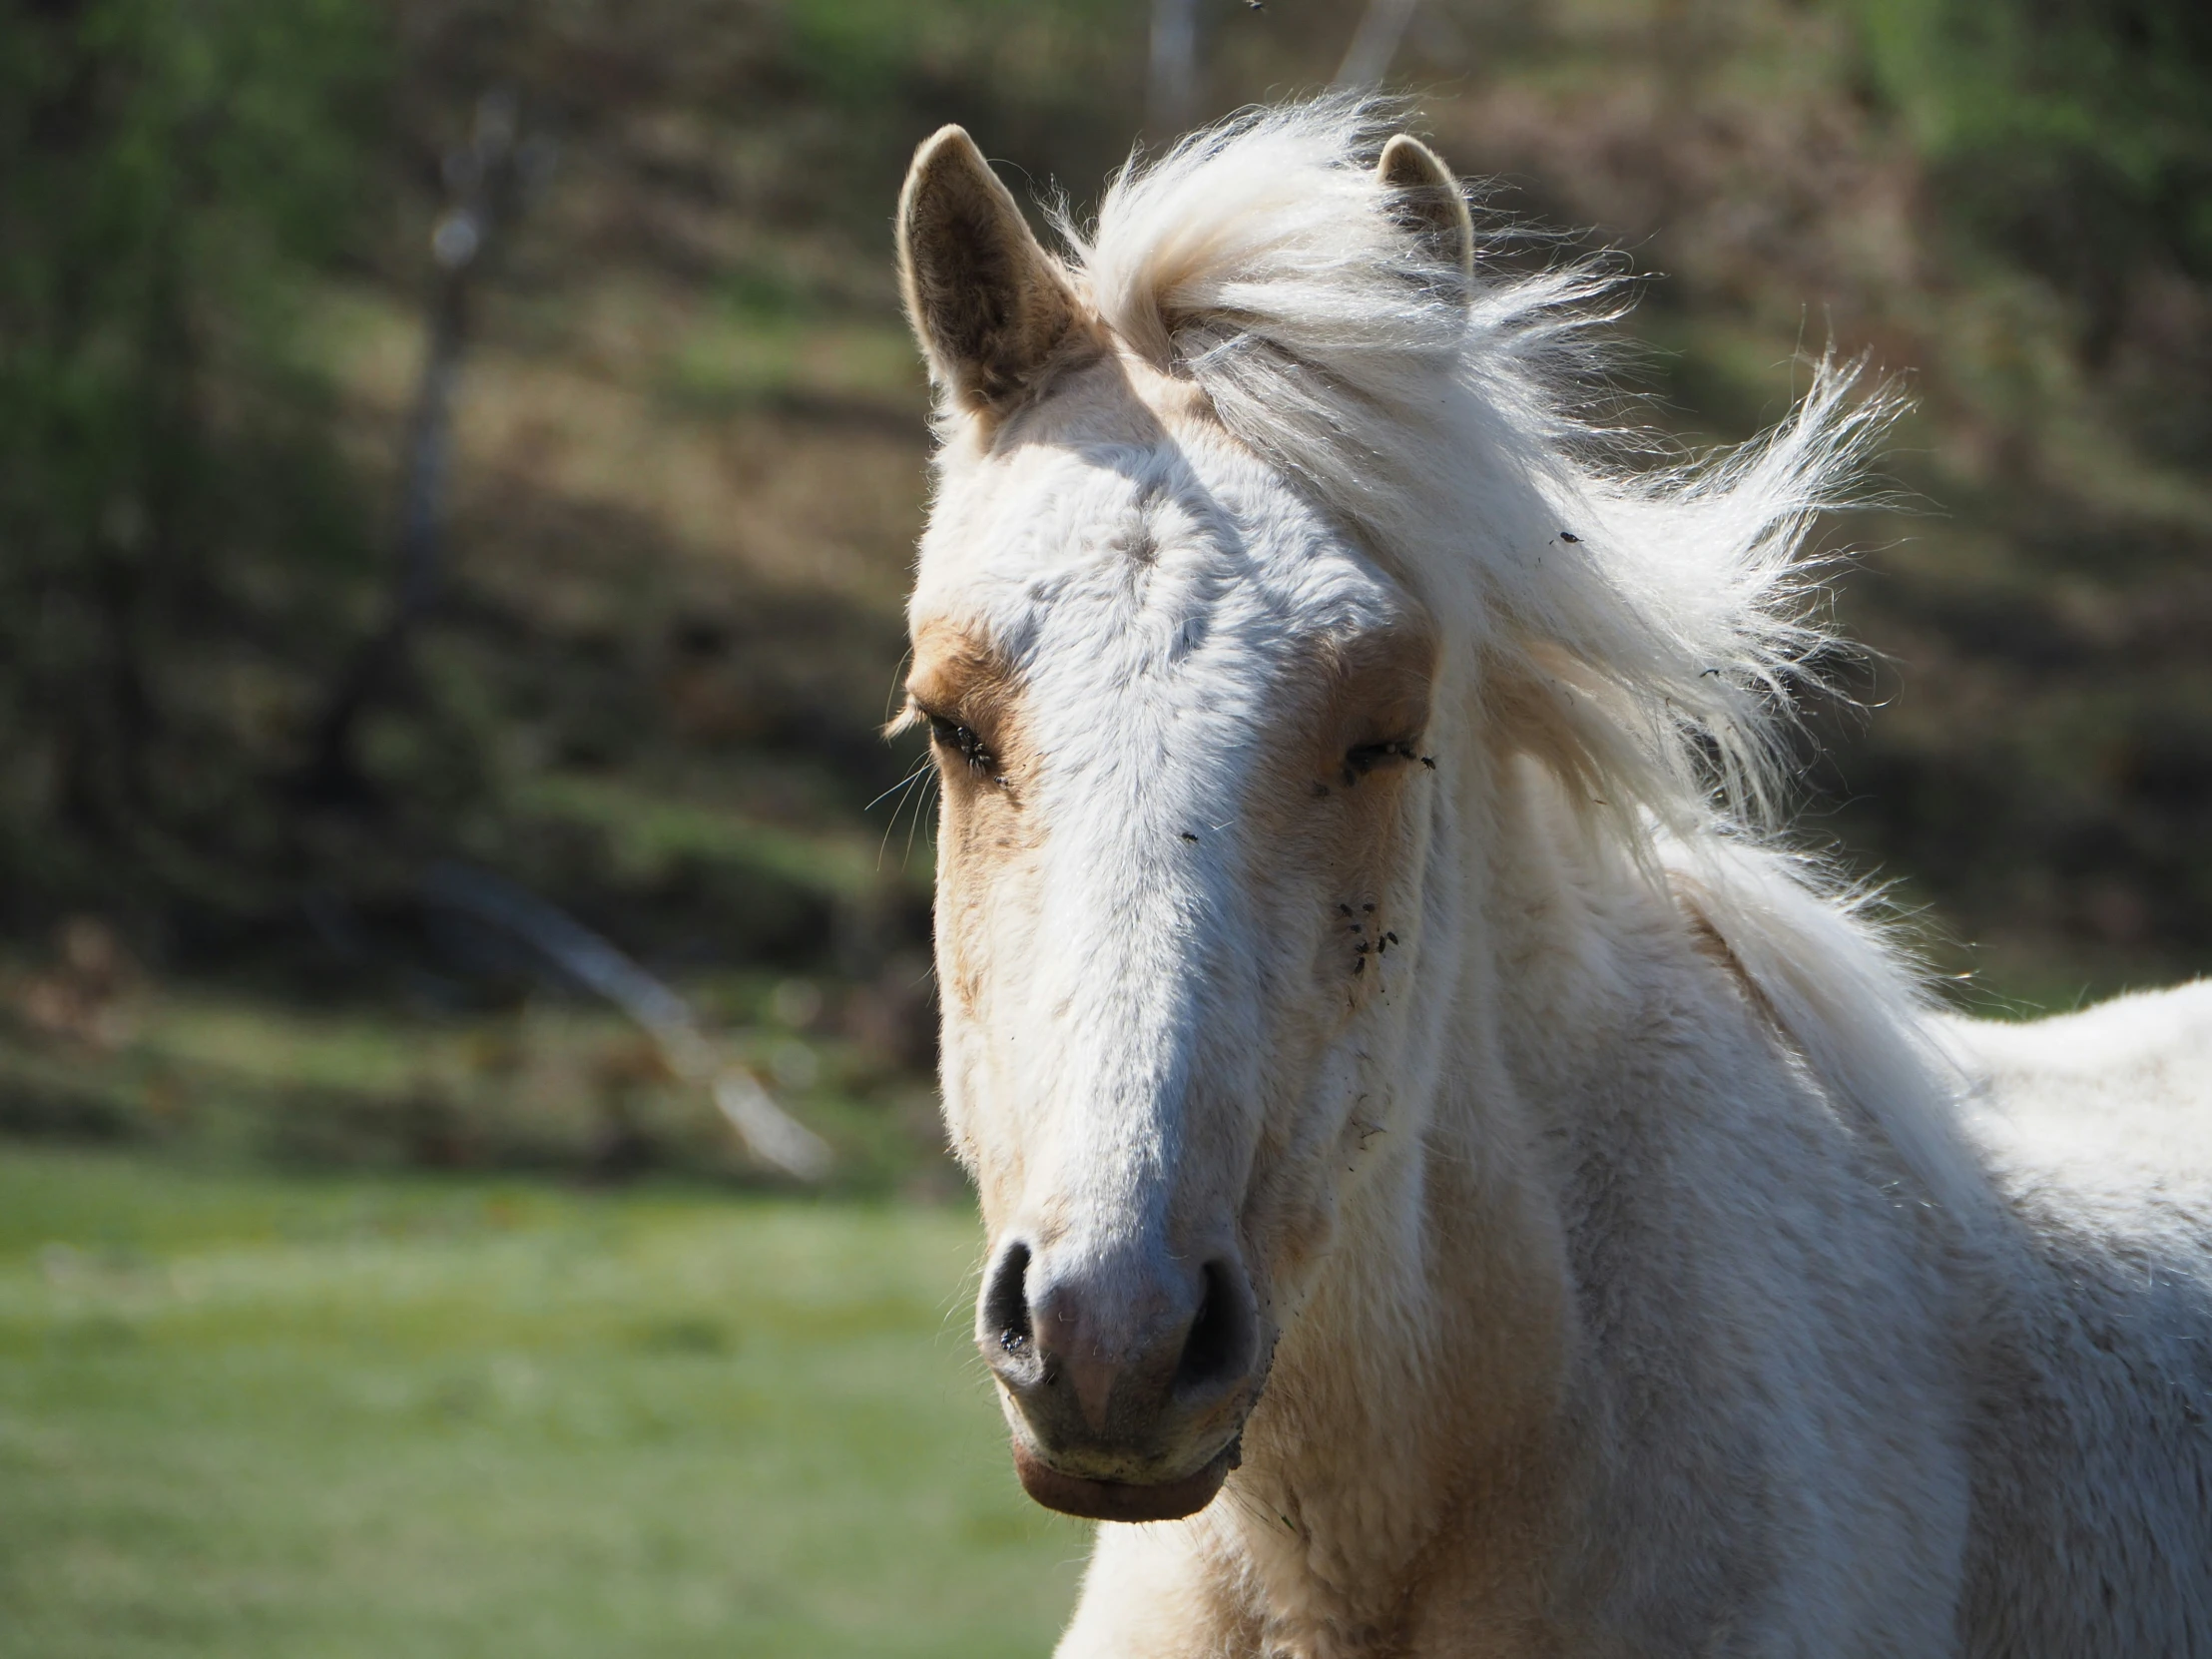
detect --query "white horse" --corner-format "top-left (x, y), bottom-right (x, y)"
top-left (890, 101), bottom-right (2212, 1656)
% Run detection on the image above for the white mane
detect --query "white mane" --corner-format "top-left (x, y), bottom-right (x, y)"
top-left (1055, 100), bottom-right (1982, 1214)
top-left (1061, 98), bottom-right (1885, 840)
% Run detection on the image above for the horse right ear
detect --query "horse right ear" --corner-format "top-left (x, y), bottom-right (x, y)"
top-left (1378, 135), bottom-right (1474, 288)
top-left (898, 126), bottom-right (1086, 422)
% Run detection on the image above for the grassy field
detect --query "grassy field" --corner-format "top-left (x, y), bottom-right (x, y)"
top-left (0, 1145), bottom-right (1087, 1657)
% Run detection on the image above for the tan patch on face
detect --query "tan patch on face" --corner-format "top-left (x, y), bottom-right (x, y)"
top-left (903, 620), bottom-right (1040, 1023)
top-left (1232, 616), bottom-right (1439, 1280)
top-left (1254, 621), bottom-right (1440, 990)
top-left (1317, 621), bottom-right (1443, 772)
top-left (904, 620), bottom-right (1024, 757)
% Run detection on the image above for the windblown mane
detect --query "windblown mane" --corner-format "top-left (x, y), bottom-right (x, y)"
top-left (1059, 98), bottom-right (1889, 842)
top-left (1053, 100), bottom-right (1986, 1216)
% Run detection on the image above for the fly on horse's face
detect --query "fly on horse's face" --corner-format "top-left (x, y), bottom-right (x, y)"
top-left (902, 236), bottom-right (1445, 1517)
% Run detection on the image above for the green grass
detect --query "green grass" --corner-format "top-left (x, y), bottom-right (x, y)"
top-left (0, 1145), bottom-right (1086, 1657)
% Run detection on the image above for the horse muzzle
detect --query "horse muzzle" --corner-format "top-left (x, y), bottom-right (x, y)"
top-left (978, 1236), bottom-right (1265, 1521)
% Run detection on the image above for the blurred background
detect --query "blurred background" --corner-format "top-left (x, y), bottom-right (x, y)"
top-left (1, 0), bottom-right (2206, 1652)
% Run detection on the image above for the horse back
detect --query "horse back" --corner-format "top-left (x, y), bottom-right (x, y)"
top-left (1942, 982), bottom-right (2212, 1655)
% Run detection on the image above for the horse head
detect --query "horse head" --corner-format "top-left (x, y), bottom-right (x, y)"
top-left (895, 121), bottom-right (1476, 1522)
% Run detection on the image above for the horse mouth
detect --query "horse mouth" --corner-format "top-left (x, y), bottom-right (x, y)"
top-left (1011, 1438), bottom-right (1240, 1522)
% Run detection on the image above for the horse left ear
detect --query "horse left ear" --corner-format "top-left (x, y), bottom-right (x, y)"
top-left (898, 125), bottom-right (1088, 421)
top-left (1378, 135), bottom-right (1474, 287)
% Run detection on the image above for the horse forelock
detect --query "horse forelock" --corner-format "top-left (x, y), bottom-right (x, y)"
top-left (1053, 97), bottom-right (1896, 854)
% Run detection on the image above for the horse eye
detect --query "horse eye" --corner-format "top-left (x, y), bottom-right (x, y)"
top-left (927, 713), bottom-right (998, 778)
top-left (1343, 740), bottom-right (1416, 782)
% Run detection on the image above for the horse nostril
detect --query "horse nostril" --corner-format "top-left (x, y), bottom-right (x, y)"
top-left (981, 1240), bottom-right (1034, 1363)
top-left (1174, 1258), bottom-right (1256, 1398)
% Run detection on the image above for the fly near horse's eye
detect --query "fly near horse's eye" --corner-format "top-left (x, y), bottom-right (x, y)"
top-left (926, 712), bottom-right (999, 779)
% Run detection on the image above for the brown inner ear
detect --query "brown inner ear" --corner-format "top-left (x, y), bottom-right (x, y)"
top-left (897, 126), bottom-right (1093, 421)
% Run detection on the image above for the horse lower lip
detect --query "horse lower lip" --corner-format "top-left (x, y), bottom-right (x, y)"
top-left (1011, 1441), bottom-right (1235, 1522)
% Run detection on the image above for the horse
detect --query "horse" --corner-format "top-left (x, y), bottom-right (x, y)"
top-left (888, 99), bottom-right (2212, 1656)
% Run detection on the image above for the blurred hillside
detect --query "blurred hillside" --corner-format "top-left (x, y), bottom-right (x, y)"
top-left (2, 0), bottom-right (2207, 1179)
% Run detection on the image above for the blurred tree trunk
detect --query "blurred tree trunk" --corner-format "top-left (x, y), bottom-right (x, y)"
top-left (301, 90), bottom-right (528, 811)
top-left (1149, 0), bottom-right (1201, 138)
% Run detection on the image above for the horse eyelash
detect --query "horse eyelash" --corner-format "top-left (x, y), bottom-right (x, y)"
top-left (1343, 739), bottom-right (1420, 781)
top-left (923, 710), bottom-right (1001, 780)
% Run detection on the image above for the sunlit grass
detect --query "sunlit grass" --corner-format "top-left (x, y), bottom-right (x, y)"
top-left (0, 1146), bottom-right (1086, 1658)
